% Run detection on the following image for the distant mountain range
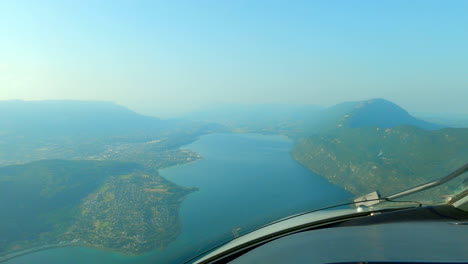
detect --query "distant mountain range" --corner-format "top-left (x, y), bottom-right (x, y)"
top-left (413, 112), bottom-right (468, 128)
top-left (181, 99), bottom-right (444, 136)
top-left (0, 99), bottom-right (444, 138)
top-left (183, 103), bottom-right (324, 123)
top-left (181, 103), bottom-right (324, 136)
top-left (0, 100), bottom-right (222, 168)
top-left (0, 100), bottom-right (168, 137)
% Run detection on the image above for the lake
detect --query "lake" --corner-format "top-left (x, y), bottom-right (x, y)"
top-left (6, 133), bottom-right (350, 264)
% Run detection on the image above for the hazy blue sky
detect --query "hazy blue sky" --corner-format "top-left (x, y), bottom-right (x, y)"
top-left (1, 0), bottom-right (467, 116)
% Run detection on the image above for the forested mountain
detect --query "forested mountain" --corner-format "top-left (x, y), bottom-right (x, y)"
top-left (291, 99), bottom-right (466, 198)
top-left (305, 98), bottom-right (443, 133)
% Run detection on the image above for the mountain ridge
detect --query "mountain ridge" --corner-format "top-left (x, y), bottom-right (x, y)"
top-left (306, 98), bottom-right (443, 133)
top-left (0, 100), bottom-right (167, 136)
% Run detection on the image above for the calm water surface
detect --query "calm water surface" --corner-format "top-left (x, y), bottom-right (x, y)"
top-left (6, 133), bottom-right (350, 264)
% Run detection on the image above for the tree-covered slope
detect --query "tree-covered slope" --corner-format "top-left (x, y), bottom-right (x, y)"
top-left (291, 126), bottom-right (468, 197)
top-left (0, 160), bottom-right (195, 255)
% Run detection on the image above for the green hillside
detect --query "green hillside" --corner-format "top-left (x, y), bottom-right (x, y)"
top-left (0, 160), bottom-right (195, 255)
top-left (291, 126), bottom-right (468, 197)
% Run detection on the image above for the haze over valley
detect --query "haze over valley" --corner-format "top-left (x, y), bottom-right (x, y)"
top-left (1, 98), bottom-right (467, 262)
top-left (2, 1), bottom-right (468, 263)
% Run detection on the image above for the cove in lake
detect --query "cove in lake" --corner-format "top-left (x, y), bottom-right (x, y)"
top-left (6, 133), bottom-right (351, 264)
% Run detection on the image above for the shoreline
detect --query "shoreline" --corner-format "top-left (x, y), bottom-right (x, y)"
top-left (2, 132), bottom-right (297, 263)
top-left (0, 244), bottom-right (79, 263)
top-left (0, 242), bottom-right (154, 263)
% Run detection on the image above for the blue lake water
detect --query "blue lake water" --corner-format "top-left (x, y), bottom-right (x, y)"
top-left (6, 133), bottom-right (350, 264)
